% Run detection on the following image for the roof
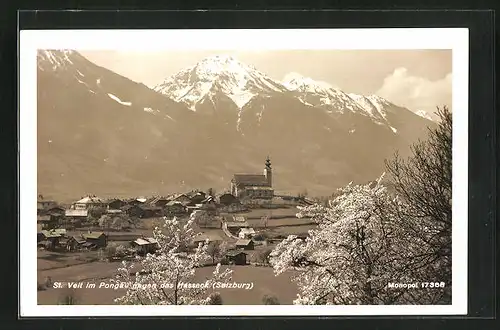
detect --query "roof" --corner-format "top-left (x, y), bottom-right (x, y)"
top-left (75, 196), bottom-right (104, 204)
top-left (149, 196), bottom-right (170, 204)
top-left (41, 230), bottom-right (62, 238)
top-left (69, 236), bottom-right (86, 244)
top-left (235, 239), bottom-right (253, 246)
top-left (65, 209), bottom-right (88, 217)
top-left (53, 228), bottom-right (66, 235)
top-left (47, 206), bottom-right (65, 211)
top-left (187, 191), bottom-right (205, 198)
top-left (232, 174), bottom-right (268, 186)
top-left (244, 186), bottom-right (274, 191)
top-left (233, 216), bottom-right (247, 222)
top-left (37, 215), bottom-right (51, 222)
top-left (227, 221), bottom-right (249, 228)
top-left (172, 193), bottom-right (189, 200)
top-left (193, 233), bottom-right (224, 242)
top-left (166, 200), bottom-right (185, 206)
top-left (136, 197), bottom-right (147, 203)
top-left (133, 237), bottom-right (158, 245)
top-left (239, 228), bottom-right (256, 235)
top-left (225, 250), bottom-right (246, 257)
top-left (139, 205), bottom-right (162, 211)
top-left (106, 209), bottom-right (123, 214)
top-left (106, 198), bottom-right (123, 203)
top-left (217, 192), bottom-right (236, 198)
top-left (82, 231), bottom-right (106, 239)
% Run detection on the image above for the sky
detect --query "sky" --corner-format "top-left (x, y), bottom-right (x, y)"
top-left (79, 49), bottom-right (452, 116)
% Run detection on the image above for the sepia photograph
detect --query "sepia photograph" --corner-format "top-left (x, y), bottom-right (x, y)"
top-left (19, 28), bottom-right (468, 316)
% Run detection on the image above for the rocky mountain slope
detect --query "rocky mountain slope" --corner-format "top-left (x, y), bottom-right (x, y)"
top-left (37, 51), bottom-right (436, 201)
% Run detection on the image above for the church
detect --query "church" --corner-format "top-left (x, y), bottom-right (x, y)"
top-left (230, 157), bottom-right (274, 199)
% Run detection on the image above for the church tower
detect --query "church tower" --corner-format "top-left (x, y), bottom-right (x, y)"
top-left (264, 156), bottom-right (272, 187)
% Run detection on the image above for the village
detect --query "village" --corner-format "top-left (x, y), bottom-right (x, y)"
top-left (37, 158), bottom-right (317, 304)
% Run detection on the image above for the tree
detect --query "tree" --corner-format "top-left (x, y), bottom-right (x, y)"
top-left (261, 215), bottom-right (269, 228)
top-left (207, 292), bottom-right (223, 305)
top-left (113, 217), bottom-right (232, 305)
top-left (384, 106), bottom-right (452, 302)
top-left (98, 215), bottom-right (113, 232)
top-left (262, 294), bottom-right (280, 305)
top-left (270, 177), bottom-right (418, 305)
top-left (256, 248), bottom-right (273, 265)
top-left (269, 107), bottom-right (452, 305)
top-left (190, 210), bottom-right (212, 227)
top-left (206, 241), bottom-right (228, 264)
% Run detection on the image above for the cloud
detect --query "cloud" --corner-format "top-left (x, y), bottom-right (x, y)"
top-left (375, 67), bottom-right (452, 116)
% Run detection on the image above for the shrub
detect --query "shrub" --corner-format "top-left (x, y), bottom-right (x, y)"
top-left (262, 294), bottom-right (280, 305)
top-left (207, 292), bottom-right (223, 305)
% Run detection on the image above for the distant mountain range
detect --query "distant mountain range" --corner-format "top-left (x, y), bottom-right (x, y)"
top-left (37, 50), bottom-right (436, 202)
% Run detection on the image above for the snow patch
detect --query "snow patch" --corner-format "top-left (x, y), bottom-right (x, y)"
top-left (107, 93), bottom-right (132, 106)
top-left (390, 126), bottom-right (398, 133)
top-left (415, 110), bottom-right (434, 121)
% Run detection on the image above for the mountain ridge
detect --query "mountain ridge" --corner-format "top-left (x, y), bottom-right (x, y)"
top-left (36, 50), bottom-right (437, 202)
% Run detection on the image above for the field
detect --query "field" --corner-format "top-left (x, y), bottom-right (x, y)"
top-left (37, 264), bottom-right (298, 305)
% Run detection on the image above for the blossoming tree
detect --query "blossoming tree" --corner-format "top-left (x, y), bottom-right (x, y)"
top-left (113, 217), bottom-right (232, 305)
top-left (269, 176), bottom-right (430, 305)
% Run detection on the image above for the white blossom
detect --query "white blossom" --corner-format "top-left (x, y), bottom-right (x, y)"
top-left (113, 217), bottom-right (232, 305)
top-left (270, 176), bottom-right (432, 305)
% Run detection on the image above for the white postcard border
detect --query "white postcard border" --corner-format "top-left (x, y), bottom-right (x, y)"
top-left (19, 28), bottom-right (469, 317)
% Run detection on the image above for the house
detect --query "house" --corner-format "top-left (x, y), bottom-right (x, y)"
top-left (238, 228), bottom-right (256, 239)
top-left (224, 250), bottom-right (247, 265)
top-left (230, 157), bottom-right (274, 199)
top-left (64, 209), bottom-right (88, 227)
top-left (233, 215), bottom-right (247, 223)
top-left (37, 195), bottom-right (57, 214)
top-left (139, 206), bottom-right (163, 218)
top-left (217, 193), bottom-right (240, 206)
top-left (188, 191), bottom-right (207, 205)
top-left (39, 229), bottom-right (65, 249)
top-left (131, 237), bottom-right (159, 255)
top-left (148, 196), bottom-right (171, 208)
top-left (192, 233), bottom-right (224, 246)
top-left (121, 204), bottom-right (145, 218)
top-left (200, 196), bottom-right (218, 216)
top-left (106, 209), bottom-right (123, 215)
top-left (106, 198), bottom-right (126, 210)
top-left (126, 198), bottom-right (146, 206)
top-left (82, 231), bottom-right (108, 248)
top-left (186, 204), bottom-right (202, 214)
top-left (65, 236), bottom-right (86, 251)
top-left (37, 215), bottom-right (58, 230)
top-left (235, 239), bottom-right (254, 250)
top-left (72, 195), bottom-right (106, 210)
top-left (164, 201), bottom-right (187, 216)
top-left (46, 206), bottom-right (65, 217)
top-left (170, 193), bottom-right (191, 205)
top-left (226, 221), bottom-right (250, 230)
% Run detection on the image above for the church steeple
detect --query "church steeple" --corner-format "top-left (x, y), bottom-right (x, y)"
top-left (264, 156), bottom-right (272, 187)
top-left (265, 156), bottom-right (271, 170)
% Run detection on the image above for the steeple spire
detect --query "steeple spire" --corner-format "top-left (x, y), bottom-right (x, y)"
top-left (265, 156), bottom-right (271, 169)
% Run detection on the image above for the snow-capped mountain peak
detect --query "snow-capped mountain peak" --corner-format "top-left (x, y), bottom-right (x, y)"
top-left (282, 72), bottom-right (335, 93)
top-left (37, 49), bottom-right (78, 71)
top-left (154, 55), bottom-right (287, 110)
top-left (415, 109), bottom-right (434, 121)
